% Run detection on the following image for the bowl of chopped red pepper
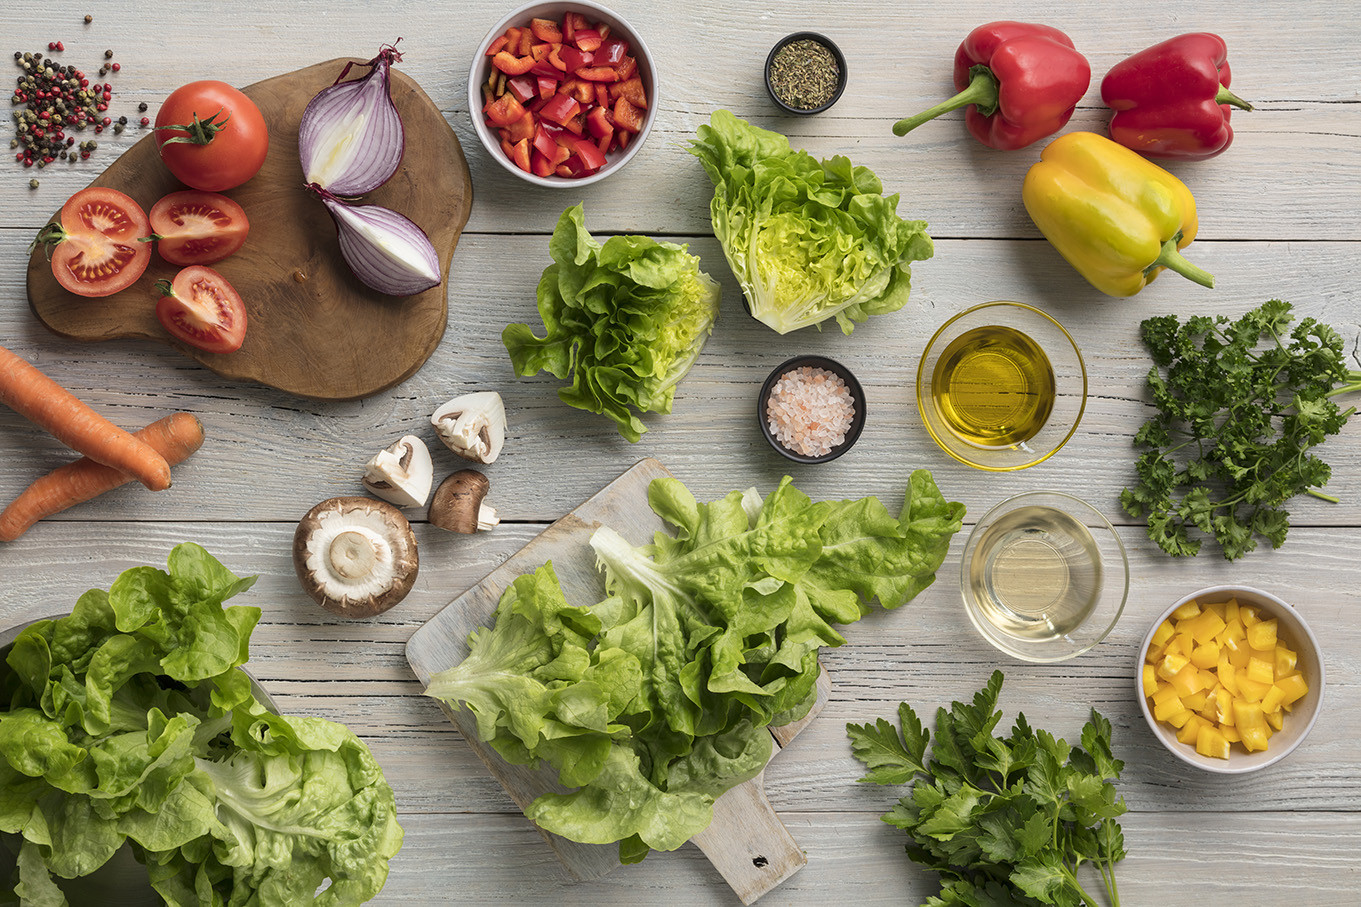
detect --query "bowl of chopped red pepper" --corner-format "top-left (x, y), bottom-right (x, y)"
top-left (470, 1), bottom-right (657, 186)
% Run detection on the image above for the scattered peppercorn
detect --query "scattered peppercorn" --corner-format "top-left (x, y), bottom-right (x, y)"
top-left (140, 116), bottom-right (149, 126)
top-left (137, 101), bottom-right (147, 112)
top-left (29, 178), bottom-right (38, 188)
top-left (84, 15), bottom-right (93, 24)
top-left (103, 49), bottom-right (113, 59)
top-left (111, 62), bottom-right (120, 73)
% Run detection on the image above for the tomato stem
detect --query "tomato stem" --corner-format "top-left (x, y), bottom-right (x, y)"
top-left (155, 108), bottom-right (232, 146)
top-left (28, 222), bottom-right (68, 257)
top-left (153, 278), bottom-right (176, 298)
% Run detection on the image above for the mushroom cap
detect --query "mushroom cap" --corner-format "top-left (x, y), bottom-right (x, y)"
top-left (293, 496), bottom-right (419, 618)
top-left (429, 469), bottom-right (492, 533)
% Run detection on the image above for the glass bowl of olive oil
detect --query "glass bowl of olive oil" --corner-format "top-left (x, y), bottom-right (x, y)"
top-left (916, 301), bottom-right (1086, 471)
top-left (961, 491), bottom-right (1128, 663)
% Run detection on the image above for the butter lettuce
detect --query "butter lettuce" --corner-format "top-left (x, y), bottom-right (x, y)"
top-left (503, 204), bottom-right (721, 443)
top-left (690, 109), bottom-right (933, 334)
top-left (0, 544), bottom-right (402, 906)
top-left (425, 471), bottom-right (964, 863)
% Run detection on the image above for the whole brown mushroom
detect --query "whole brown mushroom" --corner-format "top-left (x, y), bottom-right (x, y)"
top-left (293, 496), bottom-right (419, 617)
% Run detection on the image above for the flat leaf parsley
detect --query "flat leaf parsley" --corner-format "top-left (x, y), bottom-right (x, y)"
top-left (1121, 299), bottom-right (1361, 560)
top-left (847, 671), bottom-right (1126, 907)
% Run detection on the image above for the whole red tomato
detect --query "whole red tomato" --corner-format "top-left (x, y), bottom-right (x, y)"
top-left (154, 81), bottom-right (269, 191)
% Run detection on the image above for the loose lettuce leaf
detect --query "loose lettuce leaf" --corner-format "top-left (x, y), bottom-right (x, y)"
top-left (504, 203), bottom-right (721, 442)
top-left (426, 471), bottom-right (964, 863)
top-left (690, 109), bottom-right (933, 334)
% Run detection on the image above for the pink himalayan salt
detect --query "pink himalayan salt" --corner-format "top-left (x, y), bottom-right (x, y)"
top-left (766, 366), bottom-right (855, 457)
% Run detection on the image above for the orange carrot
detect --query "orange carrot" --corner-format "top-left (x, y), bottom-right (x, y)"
top-left (0, 412), bottom-right (204, 542)
top-left (0, 345), bottom-right (172, 491)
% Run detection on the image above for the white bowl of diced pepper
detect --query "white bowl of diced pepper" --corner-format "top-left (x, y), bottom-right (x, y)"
top-left (1136, 585), bottom-right (1324, 774)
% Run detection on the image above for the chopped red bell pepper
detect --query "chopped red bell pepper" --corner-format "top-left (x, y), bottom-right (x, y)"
top-left (538, 76), bottom-right (559, 98)
top-left (586, 105), bottom-right (613, 139)
top-left (547, 44), bottom-right (568, 71)
top-left (530, 17), bottom-right (562, 43)
top-left (892, 21), bottom-right (1091, 150)
top-left (530, 42), bottom-right (552, 62)
top-left (563, 12), bottom-right (587, 42)
top-left (577, 66), bottom-right (620, 83)
top-left (492, 51), bottom-right (536, 76)
top-left (540, 93), bottom-right (581, 127)
top-left (486, 35), bottom-right (508, 56)
top-left (571, 80), bottom-right (596, 103)
top-left (596, 38), bottom-right (628, 67)
top-left (594, 83), bottom-right (609, 110)
top-left (616, 56), bottom-right (637, 81)
top-left (1101, 33), bottom-right (1253, 161)
top-left (506, 110), bottom-right (537, 144)
top-left (616, 77), bottom-right (647, 109)
top-left (612, 97), bottom-right (644, 133)
top-left (530, 59), bottom-right (565, 80)
top-left (508, 75), bottom-right (537, 104)
top-left (597, 23), bottom-right (611, 41)
top-left (573, 29), bottom-right (603, 53)
top-left (533, 125), bottom-right (560, 160)
top-left (532, 150), bottom-right (555, 178)
top-left (484, 92), bottom-right (526, 127)
top-left (571, 134), bottom-right (607, 171)
top-left (559, 46), bottom-right (594, 73)
top-left (510, 137), bottom-right (532, 173)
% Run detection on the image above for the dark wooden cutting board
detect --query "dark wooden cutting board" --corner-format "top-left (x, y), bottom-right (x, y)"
top-left (26, 59), bottom-right (472, 401)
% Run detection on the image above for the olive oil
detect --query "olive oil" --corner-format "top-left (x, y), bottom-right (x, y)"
top-left (931, 325), bottom-right (1056, 447)
top-left (968, 505), bottom-right (1102, 640)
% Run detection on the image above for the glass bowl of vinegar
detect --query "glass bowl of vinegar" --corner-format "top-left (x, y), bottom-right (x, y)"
top-left (916, 301), bottom-right (1086, 471)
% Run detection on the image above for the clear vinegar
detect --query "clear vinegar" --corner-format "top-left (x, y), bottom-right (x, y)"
top-left (968, 505), bottom-right (1102, 640)
top-left (931, 324), bottom-right (1056, 447)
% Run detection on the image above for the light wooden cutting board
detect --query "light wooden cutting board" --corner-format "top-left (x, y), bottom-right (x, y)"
top-left (405, 458), bottom-right (827, 904)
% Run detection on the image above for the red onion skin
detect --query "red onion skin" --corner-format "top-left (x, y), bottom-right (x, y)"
top-left (298, 44), bottom-right (406, 196)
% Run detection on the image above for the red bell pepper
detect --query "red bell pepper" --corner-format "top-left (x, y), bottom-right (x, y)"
top-left (492, 51), bottom-right (535, 76)
top-left (893, 21), bottom-right (1090, 150)
top-left (1101, 33), bottom-right (1253, 161)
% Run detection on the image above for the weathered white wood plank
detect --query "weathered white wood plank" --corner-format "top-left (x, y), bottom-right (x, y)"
top-left (2, 238), bottom-right (1360, 526)
top-left (1, 2), bottom-right (1358, 239)
top-left (0, 521), bottom-right (1355, 820)
top-left (381, 809), bottom-right (1361, 905)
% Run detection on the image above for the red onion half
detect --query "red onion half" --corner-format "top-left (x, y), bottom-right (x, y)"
top-left (299, 45), bottom-right (405, 196)
top-left (315, 187), bottom-right (440, 297)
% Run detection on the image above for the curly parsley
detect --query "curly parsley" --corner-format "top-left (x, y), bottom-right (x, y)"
top-left (1120, 299), bottom-right (1361, 560)
top-left (847, 671), bottom-right (1126, 907)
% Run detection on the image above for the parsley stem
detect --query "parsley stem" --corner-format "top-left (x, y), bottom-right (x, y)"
top-left (1059, 866), bottom-right (1103, 907)
top-left (1307, 488), bottom-right (1340, 504)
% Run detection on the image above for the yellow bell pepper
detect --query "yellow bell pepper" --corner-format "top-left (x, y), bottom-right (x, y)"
top-left (1022, 131), bottom-right (1215, 296)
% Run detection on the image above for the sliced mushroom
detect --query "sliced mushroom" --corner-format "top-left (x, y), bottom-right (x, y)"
top-left (429, 469), bottom-right (500, 533)
top-left (431, 391), bottom-right (506, 464)
top-left (362, 435), bottom-right (434, 507)
top-left (293, 496), bottom-right (419, 617)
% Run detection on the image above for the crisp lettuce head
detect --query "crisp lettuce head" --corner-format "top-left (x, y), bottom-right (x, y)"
top-left (503, 204), bottom-right (721, 442)
top-left (690, 109), bottom-right (933, 335)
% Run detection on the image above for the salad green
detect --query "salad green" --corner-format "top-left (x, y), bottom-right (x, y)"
top-left (503, 204), bottom-right (721, 443)
top-left (0, 544), bottom-right (403, 906)
top-left (690, 110), bottom-right (934, 335)
top-left (425, 471), bottom-right (964, 863)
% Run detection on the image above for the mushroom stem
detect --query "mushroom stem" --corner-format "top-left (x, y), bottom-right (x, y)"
top-left (330, 530), bottom-right (379, 579)
top-left (477, 503), bottom-right (500, 531)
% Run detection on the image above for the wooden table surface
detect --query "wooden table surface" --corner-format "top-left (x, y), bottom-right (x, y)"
top-left (1, 2), bottom-right (1358, 904)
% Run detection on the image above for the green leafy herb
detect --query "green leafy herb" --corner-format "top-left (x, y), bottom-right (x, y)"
top-left (426, 471), bottom-right (965, 863)
top-left (1121, 299), bottom-right (1361, 560)
top-left (848, 671), bottom-right (1126, 907)
top-left (0, 544), bottom-right (403, 905)
top-left (689, 110), bottom-right (933, 335)
top-left (503, 203), bottom-right (721, 442)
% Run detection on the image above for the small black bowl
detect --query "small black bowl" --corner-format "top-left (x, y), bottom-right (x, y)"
top-left (764, 32), bottom-right (848, 115)
top-left (758, 355), bottom-right (866, 464)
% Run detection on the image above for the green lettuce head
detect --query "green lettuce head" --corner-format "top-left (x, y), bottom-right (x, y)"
top-left (503, 204), bottom-right (721, 443)
top-left (690, 109), bottom-right (933, 335)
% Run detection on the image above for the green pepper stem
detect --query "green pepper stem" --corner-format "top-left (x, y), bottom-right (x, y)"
top-left (1152, 237), bottom-right (1215, 289)
top-left (893, 65), bottom-right (998, 137)
top-left (1215, 85), bottom-right (1254, 111)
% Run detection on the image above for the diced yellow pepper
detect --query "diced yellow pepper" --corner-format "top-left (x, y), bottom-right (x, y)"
top-left (1265, 708), bottom-right (1284, 731)
top-left (1222, 618), bottom-right (1246, 645)
top-left (1260, 685), bottom-right (1285, 715)
top-left (1234, 700), bottom-right (1270, 752)
top-left (1178, 714), bottom-right (1209, 744)
top-left (1165, 708), bottom-right (1193, 729)
top-left (1151, 618), bottom-right (1176, 648)
top-left (1158, 652), bottom-right (1190, 680)
top-left (1237, 675), bottom-right (1270, 702)
top-left (1204, 600), bottom-right (1227, 619)
top-left (1142, 664), bottom-right (1159, 697)
top-left (1246, 618), bottom-right (1278, 651)
top-left (1198, 693), bottom-right (1220, 721)
top-left (1190, 641), bottom-right (1220, 669)
top-left (1224, 598), bottom-right (1240, 623)
top-left (1276, 672), bottom-right (1309, 706)
top-left (1240, 606), bottom-right (1260, 628)
top-left (1275, 646), bottom-right (1297, 677)
top-left (1246, 656), bottom-right (1275, 686)
top-left (1172, 599), bottom-right (1202, 621)
top-left (1227, 642), bottom-right (1250, 669)
top-left (1154, 694), bottom-right (1186, 722)
top-left (1217, 659), bottom-right (1239, 696)
top-left (1171, 632), bottom-right (1196, 658)
top-left (1185, 610), bottom-right (1227, 643)
top-left (1153, 683), bottom-right (1181, 706)
top-left (1219, 723), bottom-right (1241, 743)
top-left (1196, 725), bottom-right (1231, 759)
top-left (1171, 664), bottom-right (1204, 697)
top-left (1182, 690), bottom-right (1209, 712)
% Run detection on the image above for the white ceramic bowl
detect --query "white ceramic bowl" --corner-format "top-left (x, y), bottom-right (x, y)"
top-left (468, 0), bottom-right (658, 187)
top-left (1136, 585), bottom-right (1324, 774)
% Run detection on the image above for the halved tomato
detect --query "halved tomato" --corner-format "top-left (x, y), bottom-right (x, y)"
top-left (154, 265), bottom-right (247, 354)
top-left (148, 190), bottom-right (250, 266)
top-left (34, 187), bottom-right (151, 297)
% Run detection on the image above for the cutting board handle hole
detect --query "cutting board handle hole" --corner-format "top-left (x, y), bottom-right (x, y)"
top-left (752, 856), bottom-right (768, 868)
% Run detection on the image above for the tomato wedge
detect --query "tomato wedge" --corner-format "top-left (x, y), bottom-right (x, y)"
top-left (154, 265), bottom-right (247, 354)
top-left (34, 188), bottom-right (151, 297)
top-left (147, 190), bottom-right (250, 266)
